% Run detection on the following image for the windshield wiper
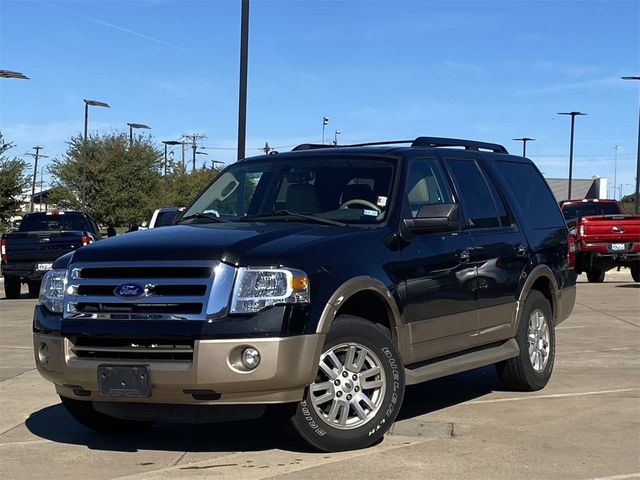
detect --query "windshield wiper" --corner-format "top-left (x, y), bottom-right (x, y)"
top-left (240, 210), bottom-right (346, 226)
top-left (177, 212), bottom-right (227, 224)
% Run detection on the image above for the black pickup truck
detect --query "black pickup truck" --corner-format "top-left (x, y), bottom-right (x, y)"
top-left (1, 211), bottom-right (100, 298)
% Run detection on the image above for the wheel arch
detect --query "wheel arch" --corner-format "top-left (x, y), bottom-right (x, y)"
top-left (315, 276), bottom-right (402, 342)
top-left (515, 265), bottom-right (559, 329)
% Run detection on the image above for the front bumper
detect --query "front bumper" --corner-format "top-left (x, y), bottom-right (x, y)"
top-left (34, 312), bottom-right (325, 405)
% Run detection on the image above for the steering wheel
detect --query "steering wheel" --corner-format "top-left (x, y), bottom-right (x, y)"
top-left (339, 199), bottom-right (382, 212)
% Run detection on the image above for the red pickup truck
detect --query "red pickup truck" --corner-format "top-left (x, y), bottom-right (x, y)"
top-left (560, 199), bottom-right (640, 283)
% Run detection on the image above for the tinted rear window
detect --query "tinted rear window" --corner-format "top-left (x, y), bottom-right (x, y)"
top-left (561, 202), bottom-right (621, 220)
top-left (18, 213), bottom-right (89, 232)
top-left (495, 161), bottom-right (565, 230)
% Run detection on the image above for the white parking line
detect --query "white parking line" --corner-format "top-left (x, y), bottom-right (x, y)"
top-left (564, 347), bottom-right (637, 354)
top-left (467, 388), bottom-right (639, 405)
top-left (557, 325), bottom-right (587, 330)
top-left (1, 346), bottom-right (33, 350)
top-left (592, 473), bottom-right (640, 480)
top-left (0, 440), bottom-right (52, 447)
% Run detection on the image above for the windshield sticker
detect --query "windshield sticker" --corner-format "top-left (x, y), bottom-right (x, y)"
top-left (363, 209), bottom-right (379, 217)
top-left (376, 196), bottom-right (388, 207)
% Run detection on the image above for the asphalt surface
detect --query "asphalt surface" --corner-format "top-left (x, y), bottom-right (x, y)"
top-left (0, 273), bottom-right (638, 480)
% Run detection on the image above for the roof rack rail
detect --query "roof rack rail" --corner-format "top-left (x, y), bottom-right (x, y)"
top-left (291, 137), bottom-right (508, 154)
top-left (411, 137), bottom-right (508, 154)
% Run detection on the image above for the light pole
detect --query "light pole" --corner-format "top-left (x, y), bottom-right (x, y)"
top-left (0, 70), bottom-right (29, 79)
top-left (127, 123), bottom-right (150, 147)
top-left (25, 147), bottom-right (48, 212)
top-left (237, 0), bottom-right (250, 161)
top-left (513, 137), bottom-right (535, 158)
top-left (612, 145), bottom-right (620, 200)
top-left (333, 130), bottom-right (342, 146)
top-left (558, 111), bottom-right (587, 200)
top-left (622, 76), bottom-right (640, 214)
top-left (82, 99), bottom-right (110, 212)
top-left (322, 116), bottom-right (329, 144)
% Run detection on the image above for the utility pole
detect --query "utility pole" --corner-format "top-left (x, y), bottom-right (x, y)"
top-left (181, 133), bottom-right (207, 172)
top-left (613, 145), bottom-right (620, 200)
top-left (25, 146), bottom-right (48, 212)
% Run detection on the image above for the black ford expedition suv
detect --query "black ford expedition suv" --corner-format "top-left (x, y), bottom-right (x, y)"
top-left (33, 137), bottom-right (576, 451)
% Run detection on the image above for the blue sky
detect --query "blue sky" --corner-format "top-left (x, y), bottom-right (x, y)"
top-left (1, 0), bottom-right (638, 198)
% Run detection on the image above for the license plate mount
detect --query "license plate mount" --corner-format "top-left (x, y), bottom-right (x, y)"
top-left (611, 243), bottom-right (625, 251)
top-left (37, 263), bottom-right (53, 271)
top-left (97, 365), bottom-right (151, 398)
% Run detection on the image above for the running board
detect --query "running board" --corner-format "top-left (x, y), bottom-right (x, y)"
top-left (404, 338), bottom-right (520, 385)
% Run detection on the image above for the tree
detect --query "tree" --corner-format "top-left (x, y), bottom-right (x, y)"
top-left (0, 132), bottom-right (30, 229)
top-left (164, 162), bottom-right (221, 208)
top-left (50, 132), bottom-right (163, 226)
top-left (620, 193), bottom-right (636, 215)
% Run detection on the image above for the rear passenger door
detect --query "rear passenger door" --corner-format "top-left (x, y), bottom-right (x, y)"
top-left (445, 158), bottom-right (527, 342)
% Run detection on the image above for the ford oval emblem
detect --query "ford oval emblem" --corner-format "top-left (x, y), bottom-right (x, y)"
top-left (114, 283), bottom-right (145, 298)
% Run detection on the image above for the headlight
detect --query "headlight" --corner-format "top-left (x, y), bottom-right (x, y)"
top-left (38, 269), bottom-right (68, 313)
top-left (230, 267), bottom-right (309, 314)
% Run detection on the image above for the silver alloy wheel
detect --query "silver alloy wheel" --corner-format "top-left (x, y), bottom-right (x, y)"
top-left (309, 342), bottom-right (386, 430)
top-left (527, 308), bottom-right (551, 372)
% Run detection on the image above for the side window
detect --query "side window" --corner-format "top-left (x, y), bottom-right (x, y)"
top-left (446, 159), bottom-right (502, 229)
top-left (405, 158), bottom-right (452, 218)
top-left (495, 161), bottom-right (565, 229)
top-left (481, 169), bottom-right (512, 227)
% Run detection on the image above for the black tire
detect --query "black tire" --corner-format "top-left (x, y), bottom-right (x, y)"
top-left (3, 276), bottom-right (21, 299)
top-left (28, 280), bottom-right (40, 297)
top-left (290, 315), bottom-right (405, 452)
top-left (630, 263), bottom-right (640, 283)
top-left (496, 290), bottom-right (555, 391)
top-left (60, 396), bottom-right (152, 433)
top-left (586, 268), bottom-right (605, 283)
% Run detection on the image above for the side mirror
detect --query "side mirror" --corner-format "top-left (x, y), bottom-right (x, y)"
top-left (402, 203), bottom-right (460, 234)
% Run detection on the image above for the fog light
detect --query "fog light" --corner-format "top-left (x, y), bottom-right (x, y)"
top-left (38, 342), bottom-right (49, 365)
top-left (241, 347), bottom-right (261, 369)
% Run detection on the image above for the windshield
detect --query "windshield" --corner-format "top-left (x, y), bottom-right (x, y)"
top-left (18, 213), bottom-right (89, 232)
top-left (181, 156), bottom-right (395, 225)
top-left (562, 202), bottom-right (621, 220)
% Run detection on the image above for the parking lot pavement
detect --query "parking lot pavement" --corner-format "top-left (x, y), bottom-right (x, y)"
top-left (0, 278), bottom-right (638, 480)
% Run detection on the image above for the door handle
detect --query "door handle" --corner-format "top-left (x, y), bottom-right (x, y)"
top-left (515, 244), bottom-right (529, 257)
top-left (458, 249), bottom-right (472, 262)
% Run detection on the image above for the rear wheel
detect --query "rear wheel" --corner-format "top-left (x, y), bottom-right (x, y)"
top-left (496, 290), bottom-right (555, 391)
top-left (290, 315), bottom-right (405, 452)
top-left (630, 263), bottom-right (640, 283)
top-left (28, 280), bottom-right (40, 297)
top-left (60, 396), bottom-right (152, 432)
top-left (586, 268), bottom-right (605, 283)
top-left (3, 276), bottom-right (21, 299)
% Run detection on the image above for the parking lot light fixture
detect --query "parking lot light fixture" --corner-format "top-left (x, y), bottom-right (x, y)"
top-left (127, 123), bottom-right (151, 146)
top-left (622, 76), bottom-right (640, 214)
top-left (558, 112), bottom-right (587, 200)
top-left (82, 99), bottom-right (110, 212)
top-left (334, 130), bottom-right (342, 146)
top-left (513, 137), bottom-right (535, 158)
top-left (0, 70), bottom-right (29, 79)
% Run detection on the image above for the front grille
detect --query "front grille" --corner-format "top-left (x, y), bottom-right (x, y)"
top-left (64, 261), bottom-right (218, 321)
top-left (70, 338), bottom-right (194, 361)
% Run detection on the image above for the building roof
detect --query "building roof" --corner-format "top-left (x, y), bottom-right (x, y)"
top-left (545, 178), bottom-right (601, 201)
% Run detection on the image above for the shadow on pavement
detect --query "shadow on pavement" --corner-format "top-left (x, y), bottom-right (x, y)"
top-left (615, 284), bottom-right (639, 288)
top-left (26, 366), bottom-right (503, 453)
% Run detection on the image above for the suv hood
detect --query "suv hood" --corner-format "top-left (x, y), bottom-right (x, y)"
top-left (69, 222), bottom-right (350, 266)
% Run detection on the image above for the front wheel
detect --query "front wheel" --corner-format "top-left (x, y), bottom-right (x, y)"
top-left (630, 263), bottom-right (640, 283)
top-left (496, 290), bottom-right (555, 391)
top-left (586, 268), bottom-right (605, 283)
top-left (60, 396), bottom-right (153, 432)
top-left (290, 315), bottom-right (405, 452)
